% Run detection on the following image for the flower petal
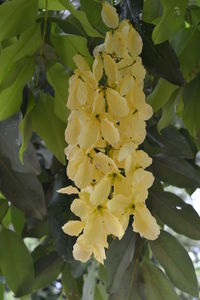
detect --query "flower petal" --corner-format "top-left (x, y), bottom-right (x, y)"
top-left (62, 220), bottom-right (84, 236)
top-left (90, 176), bottom-right (111, 206)
top-left (101, 118), bottom-right (119, 146)
top-left (57, 185), bottom-right (79, 195)
top-left (101, 2), bottom-right (119, 29)
top-left (106, 88), bottom-right (129, 118)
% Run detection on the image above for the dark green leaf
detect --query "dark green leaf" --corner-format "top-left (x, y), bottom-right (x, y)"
top-left (151, 230), bottom-right (198, 296)
top-left (0, 228), bottom-right (34, 296)
top-left (0, 157), bottom-right (46, 220)
top-left (48, 172), bottom-right (74, 261)
top-left (62, 264), bottom-right (82, 300)
top-left (183, 75), bottom-right (200, 141)
top-left (10, 205), bottom-right (25, 236)
top-left (147, 78), bottom-right (178, 112)
top-left (150, 190), bottom-right (200, 239)
top-left (0, 283), bottom-right (4, 300)
top-left (0, 0), bottom-right (38, 42)
top-left (105, 228), bottom-right (136, 294)
top-left (51, 34), bottom-right (93, 70)
top-left (39, 0), bottom-right (65, 10)
top-left (138, 260), bottom-right (180, 300)
top-left (0, 24), bottom-right (41, 83)
top-left (143, 0), bottom-right (163, 23)
top-left (33, 251), bottom-right (64, 290)
top-left (0, 197), bottom-right (8, 222)
top-left (59, 0), bottom-right (103, 38)
top-left (47, 63), bottom-right (69, 123)
top-left (152, 0), bottom-right (188, 44)
top-left (0, 58), bottom-right (35, 121)
top-left (0, 114), bottom-right (40, 175)
top-left (157, 89), bottom-right (182, 132)
top-left (31, 93), bottom-right (66, 165)
top-left (152, 155), bottom-right (200, 188)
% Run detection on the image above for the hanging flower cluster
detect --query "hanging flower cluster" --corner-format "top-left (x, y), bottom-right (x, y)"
top-left (59, 2), bottom-right (160, 264)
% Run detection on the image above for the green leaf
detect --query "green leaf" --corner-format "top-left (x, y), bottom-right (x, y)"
top-left (157, 89), bottom-right (182, 132)
top-left (0, 0), bottom-right (38, 42)
top-left (152, 155), bottom-right (200, 188)
top-left (139, 260), bottom-right (180, 300)
top-left (10, 205), bottom-right (25, 236)
top-left (150, 230), bottom-right (198, 296)
top-left (59, 0), bottom-right (103, 38)
top-left (33, 251), bottom-right (64, 291)
top-left (80, 0), bottom-right (108, 33)
top-left (0, 114), bottom-right (40, 175)
top-left (62, 264), bottom-right (82, 300)
top-left (0, 196), bottom-right (8, 222)
top-left (51, 34), bottom-right (93, 70)
top-left (19, 96), bottom-right (35, 163)
top-left (0, 228), bottom-right (34, 296)
top-left (47, 63), bottom-right (69, 123)
top-left (0, 283), bottom-right (4, 300)
top-left (0, 24), bottom-right (41, 83)
top-left (147, 78), bottom-right (178, 112)
top-left (0, 57), bottom-right (35, 121)
top-left (150, 190), bottom-right (200, 239)
top-left (143, 0), bottom-right (163, 23)
top-left (39, 0), bottom-right (65, 10)
top-left (183, 75), bottom-right (200, 141)
top-left (105, 228), bottom-right (136, 294)
top-left (82, 262), bottom-right (98, 300)
top-left (94, 282), bottom-right (108, 300)
top-left (31, 93), bottom-right (66, 165)
top-left (0, 157), bottom-right (46, 220)
top-left (152, 0), bottom-right (188, 44)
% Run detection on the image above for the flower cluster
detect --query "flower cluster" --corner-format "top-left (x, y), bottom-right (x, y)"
top-left (59, 2), bottom-right (160, 264)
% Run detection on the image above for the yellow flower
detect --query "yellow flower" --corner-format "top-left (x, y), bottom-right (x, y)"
top-left (127, 26), bottom-right (143, 57)
top-left (106, 88), bottom-right (129, 118)
top-left (103, 53), bottom-right (121, 87)
top-left (101, 2), bottom-right (119, 29)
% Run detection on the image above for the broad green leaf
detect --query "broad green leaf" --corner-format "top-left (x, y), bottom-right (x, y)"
top-left (183, 75), bottom-right (200, 140)
top-left (80, 0), bottom-right (108, 33)
top-left (0, 0), bottom-right (38, 42)
top-left (19, 96), bottom-right (35, 163)
top-left (152, 155), bottom-right (200, 188)
top-left (0, 228), bottom-right (34, 296)
top-left (31, 93), bottom-right (66, 164)
top-left (0, 114), bottom-right (40, 175)
top-left (48, 172), bottom-right (74, 261)
top-left (150, 190), bottom-right (200, 239)
top-left (59, 0), bottom-right (102, 37)
top-left (152, 0), bottom-right (188, 44)
top-left (33, 251), bottom-right (64, 290)
top-left (94, 282), bottom-right (108, 300)
top-left (0, 197), bottom-right (8, 222)
top-left (0, 157), bottom-right (46, 220)
top-left (47, 63), bottom-right (69, 123)
top-left (105, 228), bottom-right (136, 294)
top-left (39, 0), bottom-right (65, 10)
top-left (176, 28), bottom-right (200, 81)
top-left (147, 126), bottom-right (194, 159)
top-left (50, 15), bottom-right (86, 36)
top-left (151, 230), bottom-right (198, 296)
top-left (10, 205), bottom-right (25, 236)
top-left (143, 0), bottom-right (163, 23)
top-left (0, 58), bottom-right (35, 121)
top-left (157, 89), bottom-right (182, 132)
top-left (147, 78), bottom-right (178, 112)
top-left (0, 283), bottom-right (4, 300)
top-left (0, 24), bottom-right (41, 83)
top-left (82, 262), bottom-right (98, 300)
top-left (62, 264), bottom-right (82, 300)
top-left (139, 260), bottom-right (180, 300)
top-left (51, 34), bottom-right (93, 70)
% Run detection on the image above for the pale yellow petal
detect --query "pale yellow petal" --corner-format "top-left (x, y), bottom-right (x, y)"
top-left (90, 176), bottom-right (111, 206)
top-left (136, 150), bottom-right (152, 169)
top-left (106, 88), bottom-right (129, 118)
top-left (103, 210), bottom-right (124, 239)
top-left (93, 54), bottom-right (103, 82)
top-left (93, 152), bottom-right (118, 174)
top-left (132, 168), bottom-right (154, 192)
top-left (112, 31), bottom-right (127, 57)
top-left (57, 185), bottom-right (79, 195)
top-left (118, 74), bottom-right (134, 96)
top-left (93, 43), bottom-right (105, 56)
top-left (65, 111), bottom-right (80, 145)
top-left (138, 103), bottom-right (153, 120)
top-left (70, 198), bottom-right (90, 219)
top-left (103, 54), bottom-right (120, 86)
top-left (74, 157), bottom-right (94, 188)
top-left (118, 142), bottom-right (135, 162)
top-left (77, 80), bottom-right (88, 105)
top-left (107, 194), bottom-right (130, 213)
top-left (101, 118), bottom-right (119, 146)
top-left (92, 91), bottom-right (105, 115)
top-left (101, 2), bottom-right (119, 29)
top-left (133, 204), bottom-right (160, 240)
top-left (127, 27), bottom-right (142, 57)
top-left (73, 54), bottom-right (90, 72)
top-left (93, 244), bottom-right (106, 264)
top-left (62, 220), bottom-right (84, 236)
top-left (73, 239), bottom-right (92, 262)
top-left (78, 118), bottom-right (100, 148)
top-left (81, 71), bottom-right (98, 89)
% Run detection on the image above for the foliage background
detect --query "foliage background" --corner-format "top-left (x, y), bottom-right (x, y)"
top-left (0, 0), bottom-right (200, 299)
